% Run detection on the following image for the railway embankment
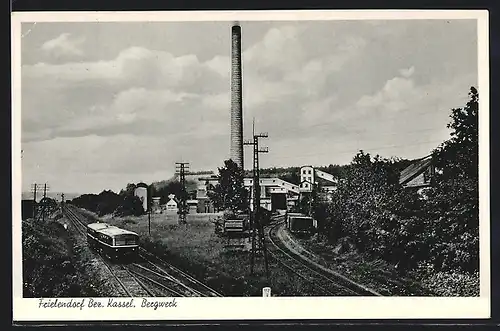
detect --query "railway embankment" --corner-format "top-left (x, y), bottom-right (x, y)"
top-left (292, 233), bottom-right (435, 296)
top-left (22, 210), bottom-right (114, 297)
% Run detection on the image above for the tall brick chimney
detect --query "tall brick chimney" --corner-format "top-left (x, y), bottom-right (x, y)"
top-left (230, 23), bottom-right (244, 170)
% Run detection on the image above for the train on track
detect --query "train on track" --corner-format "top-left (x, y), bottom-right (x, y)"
top-left (286, 212), bottom-right (317, 237)
top-left (86, 222), bottom-right (139, 261)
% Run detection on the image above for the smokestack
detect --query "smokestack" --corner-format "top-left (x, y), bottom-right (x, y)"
top-left (230, 23), bottom-right (244, 169)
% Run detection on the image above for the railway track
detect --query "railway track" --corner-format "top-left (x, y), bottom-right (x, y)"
top-left (138, 248), bottom-right (223, 297)
top-left (62, 204), bottom-right (222, 297)
top-left (266, 219), bottom-right (381, 296)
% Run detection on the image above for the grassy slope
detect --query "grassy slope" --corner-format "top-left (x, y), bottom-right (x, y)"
top-left (22, 211), bottom-right (112, 297)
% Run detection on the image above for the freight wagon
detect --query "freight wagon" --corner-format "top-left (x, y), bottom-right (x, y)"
top-left (286, 212), bottom-right (317, 236)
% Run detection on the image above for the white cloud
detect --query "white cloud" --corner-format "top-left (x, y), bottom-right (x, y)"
top-left (20, 21), bottom-right (478, 193)
top-left (41, 33), bottom-right (85, 57)
top-left (399, 66), bottom-right (415, 78)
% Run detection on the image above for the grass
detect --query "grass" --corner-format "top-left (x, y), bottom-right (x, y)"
top-left (295, 234), bottom-right (435, 296)
top-left (22, 211), bottom-right (112, 297)
top-left (97, 212), bottom-right (327, 296)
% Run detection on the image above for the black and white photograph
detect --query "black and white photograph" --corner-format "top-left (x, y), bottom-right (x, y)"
top-left (12, 10), bottom-right (490, 321)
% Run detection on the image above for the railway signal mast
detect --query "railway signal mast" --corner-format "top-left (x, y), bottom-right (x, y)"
top-left (244, 121), bottom-right (270, 279)
top-left (175, 162), bottom-right (190, 225)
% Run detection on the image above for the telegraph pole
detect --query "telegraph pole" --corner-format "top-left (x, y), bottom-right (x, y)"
top-left (243, 121), bottom-right (270, 279)
top-left (42, 184), bottom-right (47, 222)
top-left (175, 162), bottom-right (190, 225)
top-left (61, 193), bottom-right (65, 212)
top-left (31, 183), bottom-right (37, 220)
top-left (148, 185), bottom-right (151, 235)
top-left (33, 183), bottom-right (49, 222)
top-left (31, 183), bottom-right (45, 220)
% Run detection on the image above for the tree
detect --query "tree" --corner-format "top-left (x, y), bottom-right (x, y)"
top-left (115, 195), bottom-right (145, 217)
top-left (207, 159), bottom-right (249, 213)
top-left (421, 86), bottom-right (479, 273)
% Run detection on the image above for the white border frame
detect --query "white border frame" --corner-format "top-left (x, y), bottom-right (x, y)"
top-left (12, 10), bottom-right (490, 321)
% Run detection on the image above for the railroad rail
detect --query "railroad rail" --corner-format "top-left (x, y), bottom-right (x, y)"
top-left (62, 204), bottom-right (223, 297)
top-left (266, 219), bottom-right (381, 296)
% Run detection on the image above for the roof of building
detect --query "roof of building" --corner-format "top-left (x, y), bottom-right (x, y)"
top-left (136, 182), bottom-right (148, 188)
top-left (399, 155), bottom-right (433, 185)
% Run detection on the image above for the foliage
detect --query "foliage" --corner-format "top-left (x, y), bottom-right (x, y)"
top-left (207, 159), bottom-right (249, 213)
top-left (22, 219), bottom-right (100, 297)
top-left (39, 197), bottom-right (59, 215)
top-left (71, 187), bottom-right (145, 217)
top-left (150, 179), bottom-right (197, 204)
top-left (415, 262), bottom-right (479, 296)
top-left (418, 87), bottom-right (479, 273)
top-left (317, 87), bottom-right (479, 276)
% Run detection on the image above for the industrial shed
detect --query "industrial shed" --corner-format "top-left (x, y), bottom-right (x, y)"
top-left (399, 155), bottom-right (435, 188)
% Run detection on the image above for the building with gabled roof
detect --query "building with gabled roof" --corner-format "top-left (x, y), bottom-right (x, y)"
top-left (399, 155), bottom-right (435, 188)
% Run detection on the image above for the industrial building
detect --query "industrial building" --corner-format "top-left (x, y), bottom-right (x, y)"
top-left (191, 166), bottom-right (339, 213)
top-left (399, 155), bottom-right (435, 189)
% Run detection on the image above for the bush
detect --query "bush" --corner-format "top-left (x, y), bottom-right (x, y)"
top-left (22, 219), bottom-right (101, 297)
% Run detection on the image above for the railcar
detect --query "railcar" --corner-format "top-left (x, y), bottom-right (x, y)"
top-left (286, 213), bottom-right (317, 236)
top-left (86, 222), bottom-right (139, 261)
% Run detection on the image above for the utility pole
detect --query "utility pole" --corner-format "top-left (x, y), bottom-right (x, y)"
top-left (61, 193), bottom-right (65, 212)
top-left (33, 183), bottom-right (49, 222)
top-left (31, 183), bottom-right (37, 220)
top-left (42, 184), bottom-right (47, 222)
top-left (148, 185), bottom-right (151, 235)
top-left (31, 183), bottom-right (45, 220)
top-left (243, 120), bottom-right (270, 280)
top-left (175, 162), bottom-right (190, 225)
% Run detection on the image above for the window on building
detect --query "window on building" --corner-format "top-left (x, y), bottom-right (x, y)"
top-left (308, 170), bottom-right (312, 175)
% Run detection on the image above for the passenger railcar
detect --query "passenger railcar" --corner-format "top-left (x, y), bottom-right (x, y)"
top-left (286, 213), bottom-right (317, 236)
top-left (87, 222), bottom-right (139, 261)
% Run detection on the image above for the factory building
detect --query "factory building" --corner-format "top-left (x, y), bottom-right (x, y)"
top-left (299, 166), bottom-right (339, 202)
top-left (194, 166), bottom-right (339, 212)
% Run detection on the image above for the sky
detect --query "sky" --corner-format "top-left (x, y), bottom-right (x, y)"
top-left (19, 19), bottom-right (478, 194)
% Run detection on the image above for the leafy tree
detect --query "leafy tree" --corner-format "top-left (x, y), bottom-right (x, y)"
top-left (420, 86), bottom-right (479, 273)
top-left (319, 87), bottom-right (479, 275)
top-left (115, 195), bottom-right (145, 217)
top-left (207, 159), bottom-right (249, 213)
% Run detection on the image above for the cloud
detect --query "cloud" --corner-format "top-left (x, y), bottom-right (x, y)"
top-left (399, 66), bottom-right (415, 78)
top-left (20, 21), bottom-right (478, 193)
top-left (41, 33), bottom-right (85, 57)
top-left (22, 25), bottom-right (367, 145)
